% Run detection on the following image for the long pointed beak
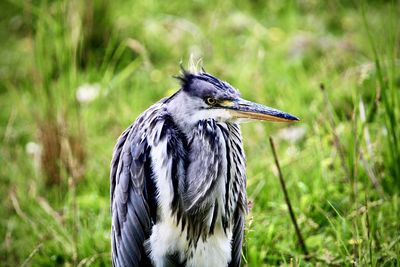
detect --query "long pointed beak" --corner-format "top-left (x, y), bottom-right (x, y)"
top-left (222, 98), bottom-right (300, 122)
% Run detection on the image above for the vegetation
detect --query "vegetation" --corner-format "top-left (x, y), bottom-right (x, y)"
top-left (0, 0), bottom-right (399, 266)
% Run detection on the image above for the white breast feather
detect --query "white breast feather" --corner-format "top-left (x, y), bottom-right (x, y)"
top-left (146, 121), bottom-right (233, 267)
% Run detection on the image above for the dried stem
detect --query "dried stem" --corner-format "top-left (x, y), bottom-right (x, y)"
top-left (62, 137), bottom-right (79, 266)
top-left (269, 137), bottom-right (309, 258)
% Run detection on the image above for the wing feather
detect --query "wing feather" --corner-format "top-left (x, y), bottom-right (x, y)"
top-left (229, 207), bottom-right (245, 267)
top-left (226, 123), bottom-right (247, 267)
top-left (110, 104), bottom-right (163, 267)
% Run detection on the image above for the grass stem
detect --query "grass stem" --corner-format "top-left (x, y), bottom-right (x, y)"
top-left (269, 137), bottom-right (309, 258)
top-left (320, 83), bottom-right (351, 183)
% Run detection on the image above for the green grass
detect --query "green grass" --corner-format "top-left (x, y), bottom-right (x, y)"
top-left (1, 0), bottom-right (399, 266)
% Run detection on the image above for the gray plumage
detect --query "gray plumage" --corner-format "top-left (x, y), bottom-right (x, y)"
top-left (110, 68), bottom-right (299, 267)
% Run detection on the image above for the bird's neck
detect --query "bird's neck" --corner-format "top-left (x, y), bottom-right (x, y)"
top-left (165, 92), bottom-right (200, 136)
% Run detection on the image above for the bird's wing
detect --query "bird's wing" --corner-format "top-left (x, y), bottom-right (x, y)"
top-left (229, 207), bottom-right (245, 267)
top-left (226, 123), bottom-right (248, 267)
top-left (110, 108), bottom-right (159, 267)
top-left (111, 99), bottom-right (192, 267)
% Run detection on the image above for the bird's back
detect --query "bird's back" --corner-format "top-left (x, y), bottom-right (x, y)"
top-left (111, 98), bottom-right (247, 267)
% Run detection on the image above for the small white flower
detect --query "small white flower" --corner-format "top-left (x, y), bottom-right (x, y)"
top-left (26, 142), bottom-right (42, 156)
top-left (26, 142), bottom-right (42, 172)
top-left (76, 84), bottom-right (100, 104)
top-left (277, 126), bottom-right (306, 143)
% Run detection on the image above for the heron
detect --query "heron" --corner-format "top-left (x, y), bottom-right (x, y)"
top-left (110, 67), bottom-right (299, 267)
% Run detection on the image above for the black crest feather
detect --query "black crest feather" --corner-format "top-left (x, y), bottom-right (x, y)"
top-left (175, 66), bottom-right (237, 96)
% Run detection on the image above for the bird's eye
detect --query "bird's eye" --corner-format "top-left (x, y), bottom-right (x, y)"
top-left (206, 97), bottom-right (217, 105)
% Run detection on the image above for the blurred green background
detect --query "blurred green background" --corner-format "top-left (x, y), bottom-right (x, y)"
top-left (0, 0), bottom-right (399, 266)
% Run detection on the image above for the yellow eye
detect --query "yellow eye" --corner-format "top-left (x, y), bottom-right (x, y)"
top-left (206, 97), bottom-right (217, 105)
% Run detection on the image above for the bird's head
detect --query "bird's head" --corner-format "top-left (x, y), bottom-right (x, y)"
top-left (168, 68), bottom-right (299, 126)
